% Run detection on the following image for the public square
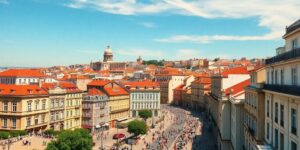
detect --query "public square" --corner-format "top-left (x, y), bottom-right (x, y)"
top-left (0, 105), bottom-right (217, 150)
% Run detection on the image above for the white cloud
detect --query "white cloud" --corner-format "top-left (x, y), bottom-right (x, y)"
top-left (66, 0), bottom-right (300, 42)
top-left (0, 0), bottom-right (8, 4)
top-left (155, 33), bottom-right (279, 43)
top-left (140, 22), bottom-right (156, 28)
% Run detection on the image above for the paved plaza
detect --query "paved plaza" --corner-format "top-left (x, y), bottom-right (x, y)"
top-left (1, 105), bottom-right (217, 150)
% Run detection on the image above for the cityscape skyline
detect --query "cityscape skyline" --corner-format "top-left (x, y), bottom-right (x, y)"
top-left (1, 0), bottom-right (299, 67)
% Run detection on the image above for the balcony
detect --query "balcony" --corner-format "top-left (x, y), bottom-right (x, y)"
top-left (265, 47), bottom-right (300, 65)
top-left (264, 84), bottom-right (300, 96)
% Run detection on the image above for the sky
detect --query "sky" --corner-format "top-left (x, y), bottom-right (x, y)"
top-left (0, 0), bottom-right (299, 67)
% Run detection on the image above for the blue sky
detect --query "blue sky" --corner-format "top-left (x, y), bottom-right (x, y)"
top-left (0, 0), bottom-right (298, 67)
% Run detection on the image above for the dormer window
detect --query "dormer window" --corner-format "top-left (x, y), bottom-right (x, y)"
top-left (28, 90), bottom-right (33, 94)
top-left (10, 89), bottom-right (15, 94)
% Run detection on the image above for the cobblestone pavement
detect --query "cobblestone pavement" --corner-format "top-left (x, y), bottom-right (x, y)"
top-left (1, 105), bottom-right (217, 150)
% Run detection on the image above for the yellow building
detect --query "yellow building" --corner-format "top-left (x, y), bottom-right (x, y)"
top-left (0, 84), bottom-right (49, 134)
top-left (87, 80), bottom-right (129, 128)
top-left (42, 82), bottom-right (83, 131)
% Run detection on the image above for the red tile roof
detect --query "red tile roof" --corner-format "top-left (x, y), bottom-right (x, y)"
top-left (104, 86), bottom-right (128, 96)
top-left (123, 80), bottom-right (159, 88)
top-left (87, 88), bottom-right (105, 96)
top-left (0, 84), bottom-right (48, 96)
top-left (0, 69), bottom-right (46, 77)
top-left (88, 80), bottom-right (110, 86)
top-left (224, 79), bottom-right (250, 96)
top-left (221, 67), bottom-right (249, 77)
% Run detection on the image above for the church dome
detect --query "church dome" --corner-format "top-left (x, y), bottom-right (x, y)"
top-left (104, 45), bottom-right (113, 55)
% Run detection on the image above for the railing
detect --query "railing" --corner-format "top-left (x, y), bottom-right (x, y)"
top-left (265, 47), bottom-right (300, 65)
top-left (264, 84), bottom-right (300, 96)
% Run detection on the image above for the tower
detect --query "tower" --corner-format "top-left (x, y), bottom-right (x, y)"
top-left (103, 45), bottom-right (113, 62)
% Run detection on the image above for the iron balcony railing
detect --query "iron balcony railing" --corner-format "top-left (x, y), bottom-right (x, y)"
top-left (265, 47), bottom-right (300, 65)
top-left (264, 84), bottom-right (300, 96)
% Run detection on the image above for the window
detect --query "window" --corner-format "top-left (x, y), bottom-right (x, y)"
top-left (3, 102), bottom-right (8, 112)
top-left (271, 70), bottom-right (274, 84)
top-left (267, 100), bottom-right (270, 117)
top-left (42, 100), bottom-right (46, 110)
top-left (291, 68), bottom-right (298, 86)
top-left (27, 102), bottom-right (32, 111)
top-left (41, 114), bottom-right (45, 123)
top-left (35, 115), bottom-right (38, 125)
top-left (280, 69), bottom-right (284, 85)
top-left (267, 123), bottom-right (270, 139)
top-left (35, 101), bottom-right (39, 110)
top-left (3, 118), bottom-right (7, 128)
top-left (275, 70), bottom-right (278, 84)
top-left (12, 102), bottom-right (17, 112)
top-left (280, 132), bottom-right (284, 150)
top-left (275, 129), bottom-right (279, 149)
top-left (292, 39), bottom-right (298, 49)
top-left (291, 141), bottom-right (297, 150)
top-left (280, 104), bottom-right (284, 127)
top-left (267, 72), bottom-right (270, 84)
top-left (275, 102), bottom-right (278, 123)
top-left (51, 100), bottom-right (54, 108)
top-left (291, 108), bottom-right (297, 135)
top-left (27, 117), bottom-right (31, 127)
top-left (11, 118), bottom-right (16, 128)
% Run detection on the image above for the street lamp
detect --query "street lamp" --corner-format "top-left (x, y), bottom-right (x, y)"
top-left (7, 135), bottom-right (10, 150)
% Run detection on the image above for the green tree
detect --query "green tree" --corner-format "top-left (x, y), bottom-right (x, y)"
top-left (138, 110), bottom-right (152, 121)
top-left (127, 120), bottom-right (147, 137)
top-left (46, 128), bottom-right (92, 150)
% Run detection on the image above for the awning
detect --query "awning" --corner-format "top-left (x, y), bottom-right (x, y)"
top-left (113, 133), bottom-right (126, 139)
top-left (103, 123), bottom-right (109, 126)
top-left (116, 117), bottom-right (128, 122)
top-left (95, 125), bottom-right (101, 128)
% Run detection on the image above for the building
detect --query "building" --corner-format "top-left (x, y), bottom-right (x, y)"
top-left (244, 66), bottom-right (269, 150)
top-left (42, 82), bottom-right (83, 131)
top-left (207, 67), bottom-right (250, 150)
top-left (82, 88), bottom-right (109, 133)
top-left (191, 76), bottom-right (211, 112)
top-left (155, 73), bottom-right (187, 104)
top-left (87, 80), bottom-right (130, 128)
top-left (0, 84), bottom-right (49, 134)
top-left (122, 80), bottom-right (161, 118)
top-left (90, 46), bottom-right (127, 71)
top-left (263, 19), bottom-right (300, 150)
top-left (0, 69), bottom-right (56, 85)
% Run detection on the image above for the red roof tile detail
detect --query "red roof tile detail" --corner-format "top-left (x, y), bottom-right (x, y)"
top-left (88, 80), bottom-right (110, 86)
top-left (0, 69), bottom-right (46, 77)
top-left (221, 67), bottom-right (249, 77)
top-left (0, 84), bottom-right (47, 96)
top-left (104, 87), bottom-right (128, 96)
top-left (87, 88), bottom-right (105, 96)
top-left (123, 80), bottom-right (159, 88)
top-left (224, 79), bottom-right (250, 96)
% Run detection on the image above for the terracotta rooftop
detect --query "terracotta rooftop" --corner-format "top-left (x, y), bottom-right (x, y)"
top-left (225, 79), bottom-right (250, 97)
top-left (87, 88), bottom-right (105, 96)
top-left (0, 69), bottom-right (46, 77)
top-left (0, 84), bottom-right (48, 96)
top-left (87, 80), bottom-right (110, 86)
top-left (221, 67), bottom-right (249, 77)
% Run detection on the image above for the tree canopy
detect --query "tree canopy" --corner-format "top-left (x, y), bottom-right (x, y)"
top-left (46, 128), bottom-right (93, 150)
top-left (127, 120), bottom-right (147, 137)
top-left (143, 60), bottom-right (164, 66)
top-left (138, 109), bottom-right (152, 121)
